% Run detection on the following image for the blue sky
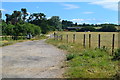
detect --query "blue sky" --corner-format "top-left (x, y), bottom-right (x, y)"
top-left (1, 2), bottom-right (118, 24)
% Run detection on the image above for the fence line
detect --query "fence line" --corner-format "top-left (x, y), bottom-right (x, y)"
top-left (54, 32), bottom-right (117, 54)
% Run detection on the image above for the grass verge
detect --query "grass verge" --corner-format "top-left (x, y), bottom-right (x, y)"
top-left (0, 35), bottom-right (48, 47)
top-left (46, 39), bottom-right (119, 78)
top-left (0, 40), bottom-right (29, 47)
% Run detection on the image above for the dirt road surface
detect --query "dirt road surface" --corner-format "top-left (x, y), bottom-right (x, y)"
top-left (2, 39), bottom-right (65, 78)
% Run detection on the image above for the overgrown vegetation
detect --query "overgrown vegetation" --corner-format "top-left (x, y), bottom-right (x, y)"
top-left (46, 39), bottom-right (119, 78)
top-left (113, 48), bottom-right (120, 60)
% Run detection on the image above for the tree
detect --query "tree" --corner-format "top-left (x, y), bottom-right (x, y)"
top-left (77, 26), bottom-right (96, 32)
top-left (0, 10), bottom-right (2, 19)
top-left (75, 22), bottom-right (77, 26)
top-left (99, 25), bottom-right (117, 32)
top-left (48, 16), bottom-right (62, 30)
top-left (28, 13), bottom-right (46, 21)
top-left (62, 20), bottom-right (74, 29)
top-left (21, 8), bottom-right (28, 21)
top-left (2, 21), bottom-right (7, 35)
top-left (5, 14), bottom-right (12, 24)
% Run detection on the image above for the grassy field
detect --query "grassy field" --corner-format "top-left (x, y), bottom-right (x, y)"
top-left (46, 39), bottom-right (119, 78)
top-left (56, 32), bottom-right (119, 54)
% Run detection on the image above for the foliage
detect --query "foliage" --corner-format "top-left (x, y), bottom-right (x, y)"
top-left (99, 25), bottom-right (117, 32)
top-left (77, 26), bottom-right (96, 32)
top-left (48, 16), bottom-right (62, 31)
top-left (66, 53), bottom-right (76, 61)
top-left (62, 20), bottom-right (74, 29)
top-left (2, 21), bottom-right (41, 38)
top-left (113, 48), bottom-right (120, 60)
top-left (2, 8), bottom-right (119, 36)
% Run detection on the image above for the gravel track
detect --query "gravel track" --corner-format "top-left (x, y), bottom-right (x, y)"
top-left (2, 39), bottom-right (65, 78)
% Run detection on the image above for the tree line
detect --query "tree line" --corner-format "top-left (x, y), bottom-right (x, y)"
top-left (1, 8), bottom-right (63, 39)
top-left (0, 8), bottom-right (119, 38)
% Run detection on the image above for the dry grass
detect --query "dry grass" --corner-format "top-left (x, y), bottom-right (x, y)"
top-left (57, 32), bottom-right (119, 54)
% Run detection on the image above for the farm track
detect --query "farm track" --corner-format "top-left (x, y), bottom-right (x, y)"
top-left (2, 39), bottom-right (65, 78)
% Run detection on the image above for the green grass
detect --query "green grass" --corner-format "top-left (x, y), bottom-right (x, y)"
top-left (46, 39), bottom-right (119, 78)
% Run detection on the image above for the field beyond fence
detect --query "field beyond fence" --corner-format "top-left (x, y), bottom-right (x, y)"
top-left (55, 32), bottom-right (119, 54)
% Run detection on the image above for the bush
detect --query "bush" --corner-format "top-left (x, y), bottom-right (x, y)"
top-left (77, 26), bottom-right (96, 32)
top-left (113, 49), bottom-right (120, 60)
top-left (99, 25), bottom-right (117, 32)
top-left (66, 53), bottom-right (76, 61)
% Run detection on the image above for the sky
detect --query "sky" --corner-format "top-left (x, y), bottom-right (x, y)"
top-left (1, 1), bottom-right (119, 24)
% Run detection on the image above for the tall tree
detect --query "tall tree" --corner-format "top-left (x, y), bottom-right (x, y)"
top-left (21, 8), bottom-right (28, 21)
top-left (48, 16), bottom-right (62, 30)
top-left (0, 10), bottom-right (2, 19)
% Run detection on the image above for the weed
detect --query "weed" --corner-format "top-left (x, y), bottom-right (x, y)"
top-left (66, 54), bottom-right (76, 61)
top-left (113, 48), bottom-right (120, 60)
top-left (58, 44), bottom-right (70, 50)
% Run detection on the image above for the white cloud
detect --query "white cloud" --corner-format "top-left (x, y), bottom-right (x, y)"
top-left (89, 0), bottom-right (118, 11)
top-left (62, 3), bottom-right (80, 9)
top-left (70, 18), bottom-right (103, 24)
top-left (27, 12), bottom-right (30, 15)
top-left (83, 12), bottom-right (94, 14)
top-left (47, 17), bottom-right (51, 19)
top-left (2, 0), bottom-right (119, 11)
top-left (71, 19), bottom-right (85, 22)
top-left (70, 18), bottom-right (117, 24)
top-left (0, 8), bottom-right (6, 11)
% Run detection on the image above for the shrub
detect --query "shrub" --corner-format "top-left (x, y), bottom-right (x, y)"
top-left (99, 25), bottom-right (117, 32)
top-left (77, 26), bottom-right (96, 32)
top-left (113, 48), bottom-right (120, 60)
top-left (66, 53), bottom-right (76, 61)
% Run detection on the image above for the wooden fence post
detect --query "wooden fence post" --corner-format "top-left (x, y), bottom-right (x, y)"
top-left (61, 35), bottom-right (63, 41)
top-left (67, 34), bottom-right (68, 43)
top-left (112, 34), bottom-right (115, 55)
top-left (54, 32), bottom-right (56, 40)
top-left (73, 34), bottom-right (75, 43)
top-left (98, 34), bottom-right (101, 48)
top-left (89, 34), bottom-right (91, 48)
top-left (57, 35), bottom-right (58, 40)
top-left (83, 34), bottom-right (86, 48)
